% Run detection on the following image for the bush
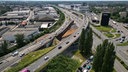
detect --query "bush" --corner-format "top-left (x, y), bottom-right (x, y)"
top-left (43, 55), bottom-right (80, 72)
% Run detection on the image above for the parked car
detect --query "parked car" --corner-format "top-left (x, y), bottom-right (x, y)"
top-left (78, 67), bottom-right (82, 71)
top-left (87, 65), bottom-right (91, 70)
top-left (83, 69), bottom-right (88, 72)
top-left (83, 64), bottom-right (86, 68)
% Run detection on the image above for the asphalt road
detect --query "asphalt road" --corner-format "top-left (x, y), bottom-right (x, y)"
top-left (25, 7), bottom-right (88, 72)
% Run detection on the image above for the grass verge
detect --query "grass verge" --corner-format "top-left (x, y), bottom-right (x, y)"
top-left (72, 50), bottom-right (86, 64)
top-left (117, 41), bottom-right (128, 46)
top-left (95, 26), bottom-right (112, 32)
top-left (104, 32), bottom-right (114, 38)
top-left (5, 46), bottom-right (55, 72)
top-left (114, 34), bottom-right (121, 38)
top-left (42, 55), bottom-right (80, 72)
top-left (116, 56), bottom-right (128, 70)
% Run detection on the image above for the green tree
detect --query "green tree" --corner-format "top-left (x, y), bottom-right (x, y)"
top-left (0, 40), bottom-right (8, 54)
top-left (93, 40), bottom-right (116, 72)
top-left (79, 29), bottom-right (85, 53)
top-left (101, 43), bottom-right (116, 72)
top-left (15, 34), bottom-right (25, 48)
top-left (93, 40), bottom-right (108, 72)
top-left (84, 26), bottom-right (93, 55)
top-left (79, 26), bottom-right (93, 56)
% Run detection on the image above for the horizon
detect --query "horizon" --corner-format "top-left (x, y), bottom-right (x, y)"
top-left (1, 0), bottom-right (128, 1)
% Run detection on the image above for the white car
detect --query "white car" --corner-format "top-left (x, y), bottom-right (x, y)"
top-left (11, 51), bottom-right (19, 57)
top-left (19, 53), bottom-right (25, 57)
top-left (83, 69), bottom-right (88, 72)
top-left (44, 56), bottom-right (49, 60)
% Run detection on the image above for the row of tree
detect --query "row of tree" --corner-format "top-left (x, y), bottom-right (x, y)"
top-left (79, 25), bottom-right (93, 56)
top-left (93, 40), bottom-right (116, 72)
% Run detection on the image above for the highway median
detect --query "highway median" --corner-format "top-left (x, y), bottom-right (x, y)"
top-left (4, 46), bottom-right (55, 72)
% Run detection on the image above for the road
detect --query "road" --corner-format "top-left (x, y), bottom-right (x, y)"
top-left (0, 7), bottom-right (73, 72)
top-left (25, 6), bottom-right (88, 72)
top-left (87, 12), bottom-right (128, 72)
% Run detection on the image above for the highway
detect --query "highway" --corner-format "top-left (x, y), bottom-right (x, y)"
top-left (25, 6), bottom-right (88, 72)
top-left (0, 7), bottom-right (73, 72)
top-left (87, 12), bottom-right (128, 72)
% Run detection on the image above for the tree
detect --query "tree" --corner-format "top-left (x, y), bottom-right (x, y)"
top-left (93, 40), bottom-right (108, 72)
top-left (84, 26), bottom-right (93, 55)
top-left (93, 40), bottom-right (116, 72)
top-left (101, 43), bottom-right (116, 72)
top-left (0, 40), bottom-right (8, 54)
top-left (79, 29), bottom-right (85, 53)
top-left (15, 34), bottom-right (25, 48)
top-left (79, 26), bottom-right (93, 56)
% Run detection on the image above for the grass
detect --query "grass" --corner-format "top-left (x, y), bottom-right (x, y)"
top-left (95, 26), bottom-right (112, 32)
top-left (111, 29), bottom-right (117, 33)
top-left (72, 50), bottom-right (86, 64)
top-left (5, 46), bottom-right (55, 72)
top-left (116, 56), bottom-right (128, 70)
top-left (43, 55), bottom-right (80, 72)
top-left (117, 41), bottom-right (128, 46)
top-left (52, 38), bottom-right (60, 46)
top-left (114, 34), bottom-right (121, 38)
top-left (104, 33), bottom-right (114, 38)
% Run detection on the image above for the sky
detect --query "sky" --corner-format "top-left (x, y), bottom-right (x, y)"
top-left (1, 0), bottom-right (128, 1)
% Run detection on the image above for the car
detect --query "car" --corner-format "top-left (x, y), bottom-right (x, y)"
top-left (122, 36), bottom-right (125, 39)
top-left (66, 41), bottom-right (69, 44)
top-left (86, 60), bottom-right (90, 64)
top-left (0, 61), bottom-right (3, 64)
top-left (44, 56), bottom-right (49, 60)
top-left (87, 65), bottom-right (91, 70)
top-left (58, 46), bottom-right (62, 49)
top-left (90, 55), bottom-right (94, 60)
top-left (83, 69), bottom-right (88, 72)
top-left (11, 51), bottom-right (19, 57)
top-left (120, 39), bottom-right (125, 43)
top-left (83, 64), bottom-right (86, 68)
top-left (19, 53), bottom-right (25, 57)
top-left (78, 67), bottom-right (82, 71)
top-left (40, 41), bottom-right (43, 44)
top-left (21, 68), bottom-right (30, 72)
top-left (49, 37), bottom-right (52, 39)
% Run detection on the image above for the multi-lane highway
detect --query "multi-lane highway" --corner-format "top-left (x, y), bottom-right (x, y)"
top-left (0, 7), bottom-right (73, 72)
top-left (25, 7), bottom-right (88, 72)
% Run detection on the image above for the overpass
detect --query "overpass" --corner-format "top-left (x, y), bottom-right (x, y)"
top-left (0, 6), bottom-right (74, 72)
top-left (25, 6), bottom-right (89, 72)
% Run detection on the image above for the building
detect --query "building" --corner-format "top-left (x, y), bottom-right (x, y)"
top-left (100, 12), bottom-right (110, 26)
top-left (119, 12), bottom-right (127, 18)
